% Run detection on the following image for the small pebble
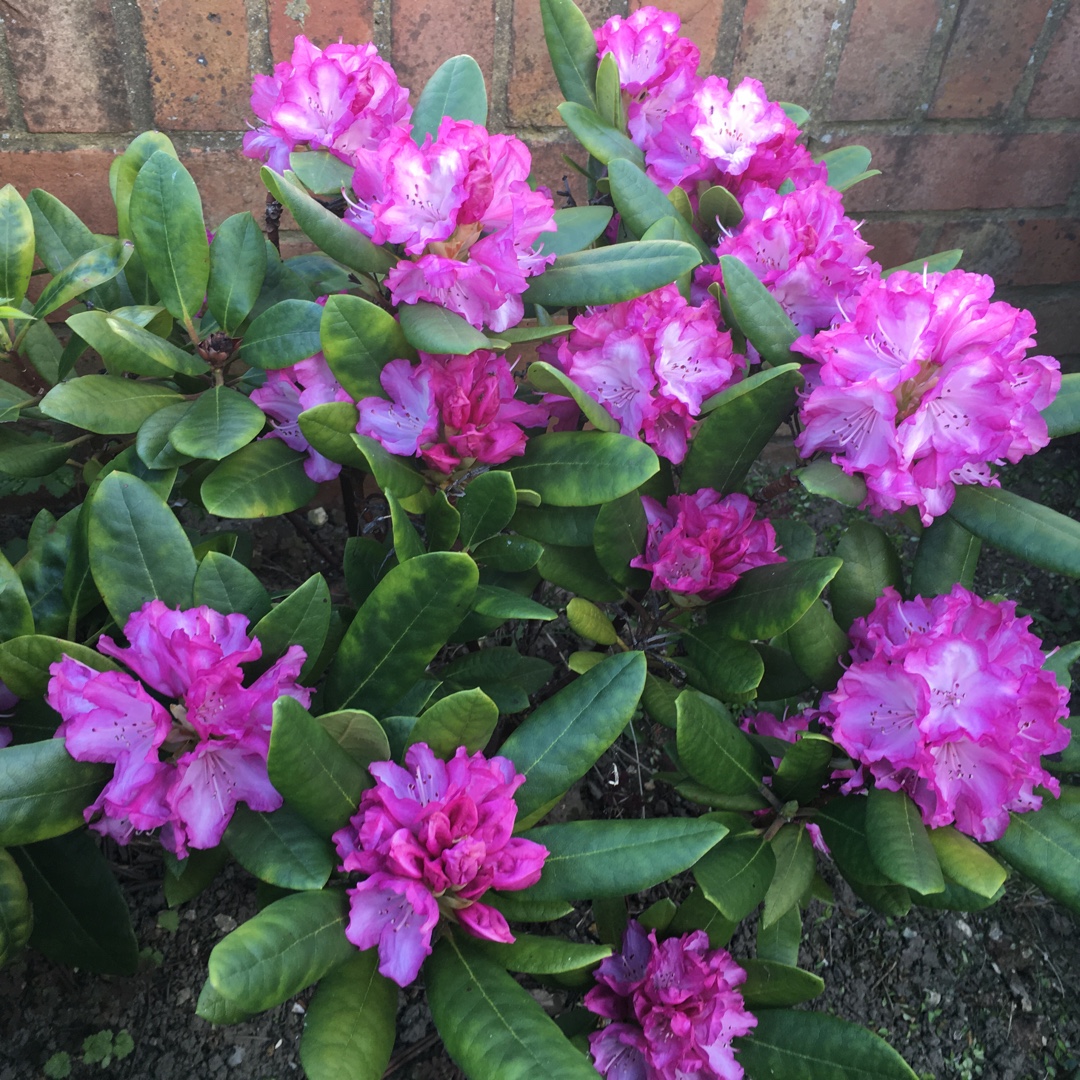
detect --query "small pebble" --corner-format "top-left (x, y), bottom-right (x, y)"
top-left (227, 1047), bottom-right (244, 1067)
top-left (307, 507), bottom-right (329, 527)
top-left (214, 914), bottom-right (237, 933)
top-left (955, 919), bottom-right (973, 939)
top-left (292, 1002), bottom-right (306, 1015)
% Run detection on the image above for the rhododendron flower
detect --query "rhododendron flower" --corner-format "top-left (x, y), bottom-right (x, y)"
top-left (700, 181), bottom-right (877, 335)
top-left (347, 118), bottom-right (556, 330)
top-left (586, 919), bottom-right (756, 1080)
top-left (357, 350), bottom-right (548, 473)
top-left (47, 601), bottom-right (312, 857)
top-left (243, 36), bottom-right (411, 172)
top-left (541, 284), bottom-right (744, 463)
top-left (818, 585), bottom-right (1070, 842)
top-left (0, 680), bottom-right (15, 747)
top-left (795, 269), bottom-right (1061, 524)
top-left (631, 490), bottom-right (784, 602)
top-left (332, 743), bottom-right (548, 986)
top-left (595, 6), bottom-right (700, 98)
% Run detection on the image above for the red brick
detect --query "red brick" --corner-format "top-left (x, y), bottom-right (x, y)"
top-left (181, 147), bottom-right (269, 227)
top-left (267, 0), bottom-right (375, 62)
top-left (141, 0), bottom-right (251, 130)
top-left (930, 0), bottom-right (1049, 118)
top-left (1, 149), bottom-right (119, 234)
top-left (1028, 2), bottom-right (1080, 118)
top-left (936, 218), bottom-right (1080, 288)
top-left (508, 0), bottom-right (620, 127)
top-left (841, 132), bottom-right (1080, 214)
top-left (829, 0), bottom-right (937, 120)
top-left (4, 0), bottom-right (130, 132)
top-left (731, 0), bottom-right (836, 105)
top-left (524, 135), bottom-right (590, 200)
top-left (392, 0), bottom-right (495, 104)
top-left (994, 285), bottom-right (1080, 358)
top-left (629, 0), bottom-right (723, 73)
top-left (857, 219), bottom-right (923, 271)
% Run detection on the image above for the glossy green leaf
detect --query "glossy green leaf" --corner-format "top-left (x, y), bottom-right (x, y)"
top-left (288, 150), bottom-right (356, 195)
top-left (668, 886), bottom-right (737, 947)
top-left (472, 534), bottom-right (545, 573)
top-left (682, 364), bottom-right (803, 495)
top-left (13, 831), bottom-right (138, 975)
top-left (320, 293), bottom-right (415, 399)
top-left (0, 427), bottom-right (79, 478)
top-left (737, 1009), bottom-right (919, 1079)
top-left (740, 960), bottom-right (824, 1008)
top-left (31, 239), bottom-right (133, 319)
top-left (458, 469), bottom-right (518, 550)
top-left (762, 825), bottom-right (816, 927)
top-left (170, 386), bottom-right (266, 461)
top-left (300, 949), bottom-right (397, 1080)
top-left (693, 836), bottom-right (776, 922)
top-left (324, 552), bottom-right (478, 715)
top-left (314, 710), bottom-right (391, 769)
top-left (797, 458), bottom-right (868, 506)
top-left (398, 300), bottom-right (490, 354)
top-left (502, 652), bottom-right (646, 821)
top-left (682, 628), bottom-right (765, 700)
top-left (439, 646), bottom-right (553, 714)
top-left (193, 551), bottom-right (272, 622)
top-left (698, 184), bottom-right (743, 231)
top-left (606, 159), bottom-right (712, 260)
top-left (472, 585), bottom-right (556, 622)
top-left (780, 102), bottom-right (810, 125)
top-left (948, 485), bottom-right (1080, 577)
top-left (196, 977), bottom-right (256, 1025)
top-left (105, 311), bottom-right (209, 376)
top-left (882, 249), bottom-right (963, 278)
top-left (523, 240), bottom-right (702, 309)
top-left (40, 375), bottom-right (184, 435)
top-left (1042, 372), bottom-right (1080, 438)
top-left (88, 471), bottom-right (196, 623)
top-left (0, 184), bottom-right (34, 307)
top-left (268, 697), bottom-right (372, 837)
top-left (772, 734), bottom-right (835, 806)
top-left (820, 145), bottom-right (875, 191)
top-left (408, 688), bottom-right (499, 758)
top-left (0, 552), bottom-right (33, 642)
top-left (163, 845), bottom-right (229, 908)
top-left (927, 826), bottom-right (1007, 900)
top-left (27, 190), bottom-right (108, 299)
top-left (0, 635), bottom-right (115, 699)
top-left (813, 798), bottom-right (891, 886)
top-left (250, 572), bottom-right (332, 680)
top-left (508, 431), bottom-right (659, 507)
top-left (471, 932), bottom-right (611, 975)
top-left (535, 205), bottom-right (613, 258)
top-left (201, 440), bottom-right (318, 519)
top-left (756, 903), bottom-right (801, 967)
top-left (558, 102), bottom-right (644, 168)
top-left (718, 255), bottom-right (800, 365)
top-left (522, 817), bottom-right (726, 900)
top-left (512, 504), bottom-right (597, 548)
top-left (536, 543), bottom-right (621, 602)
top-left (831, 521), bottom-right (903, 630)
top-left (485, 892), bottom-right (574, 923)
top-left (676, 689), bottom-right (764, 796)
top-left (412, 54), bottom-right (487, 140)
top-left (223, 803), bottom-right (334, 890)
top-left (541, 0), bottom-right (599, 110)
top-left (350, 433), bottom-right (427, 498)
top-left (866, 786), bottom-right (944, 895)
top-left (208, 212), bottom-right (267, 333)
top-left (130, 151), bottom-right (209, 330)
top-left (566, 598), bottom-right (617, 646)
top-left (526, 360), bottom-right (619, 433)
top-left (387, 491), bottom-right (424, 562)
top-left (909, 515), bottom-right (980, 597)
top-left (707, 557), bottom-right (843, 642)
top-left (243, 298), bottom-right (324, 370)
top-left (207, 889), bottom-right (354, 1012)
top-left (0, 381), bottom-right (32, 425)
top-left (0, 847), bottom-right (31, 966)
top-left (296, 401), bottom-right (369, 472)
top-left (111, 131), bottom-right (179, 238)
top-left (786, 599), bottom-right (848, 690)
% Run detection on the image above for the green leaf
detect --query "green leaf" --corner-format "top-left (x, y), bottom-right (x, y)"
top-left (268, 697), bottom-right (372, 837)
top-left (299, 949), bottom-right (397, 1080)
top-left (0, 635), bottom-right (116, 698)
top-left (412, 54), bottom-right (488, 140)
top-left (558, 103), bottom-right (644, 169)
top-left (398, 300), bottom-right (490, 354)
top-left (0, 184), bottom-right (35, 307)
top-left (250, 572), bottom-right (332, 680)
top-left (0, 551), bottom-right (33, 641)
top-left (207, 889), bottom-right (354, 1013)
top-left (682, 629), bottom-right (765, 701)
top-left (296, 401), bottom-right (369, 473)
top-left (471, 932), bottom-right (611, 975)
top-left (831, 522), bottom-right (903, 630)
top-left (485, 891), bottom-right (573, 923)
top-left (163, 845), bottom-right (229, 908)
top-left (170, 386), bottom-right (266, 461)
top-left (682, 364), bottom-right (804, 495)
top-left (521, 817), bottom-right (726, 900)
top-left (0, 847), bottom-right (32, 966)
top-left (208, 212), bottom-right (267, 333)
top-left (428, 934), bottom-right (600, 1080)
top-left (737, 1009), bottom-right (919, 1079)
top-left (101, 312), bottom-right (208, 376)
top-left (676, 689), bottom-right (764, 796)
top-left (458, 470), bottom-right (518, 549)
top-left (927, 826), bottom-right (1007, 900)
top-left (820, 145), bottom-right (877, 191)
top-left (707, 558), bottom-right (843, 642)
top-left (473, 535), bottom-right (545, 573)
top-left (27, 189), bottom-right (107, 297)
top-left (718, 255), bottom-right (800, 365)
top-left (512, 504), bottom-right (597, 548)
top-left (947, 484), bottom-right (1080, 577)
top-left (813, 798), bottom-right (892, 887)
top-left (201, 440), bottom-right (319, 518)
top-left (606, 159), bottom-right (712, 260)
top-left (526, 361), bottom-right (619, 433)
top-left (288, 150), bottom-right (357, 196)
top-left (321, 293), bottom-right (416, 400)
top-left (523, 240), bottom-right (702, 309)
top-left (0, 381), bottom-right (33, 425)
top-left (501, 652), bottom-right (645, 821)
top-left (882, 249), bottom-right (964, 278)
top-left (535, 206), bottom-right (613, 258)
top-left (740, 960), bottom-right (824, 1008)
top-left (592, 493), bottom-right (650, 588)
top-left (866, 786), bottom-right (944, 895)
top-left (0, 739), bottom-right (108, 846)
top-left (408, 688), bottom-right (499, 758)
top-left (13, 831), bottom-right (138, 976)
top-left (536, 543), bottom-right (622, 602)
top-left (1042, 372), bottom-right (1080, 438)
top-left (698, 184), bottom-right (743, 231)
top-left (262, 168), bottom-right (395, 275)
top-left (797, 458), bottom-right (868, 506)
top-left (111, 131), bottom-right (179, 239)
top-left (668, 886), bottom-right (736, 947)
top-left (508, 431), bottom-right (658, 507)
top-left (566, 598), bottom-right (618, 646)
top-left (243, 298), bottom-right (325, 370)
top-left (756, 904), bottom-right (801, 966)
top-left (314, 710), bottom-right (390, 768)
top-left (439, 646), bottom-right (553, 714)
top-left (223, 804), bottom-right (334, 890)
top-left (785, 600), bottom-right (848, 691)
top-left (40, 375), bottom-right (184, 435)
top-left (762, 825), bottom-right (816, 927)
top-left (88, 471), bottom-right (196, 624)
top-left (0, 427), bottom-right (80, 479)
top-left (31, 240), bottom-right (133, 320)
top-left (540, 0), bottom-right (599, 110)
top-left (130, 151), bottom-right (209, 331)
top-left (472, 585), bottom-right (556, 622)
top-left (693, 836), bottom-right (776, 922)
top-left (780, 102), bottom-right (810, 126)
top-left (196, 977), bottom-right (256, 1025)
top-left (350, 433), bottom-right (427, 498)
top-left (193, 551), bottom-right (271, 622)
top-left (772, 734), bottom-right (835, 806)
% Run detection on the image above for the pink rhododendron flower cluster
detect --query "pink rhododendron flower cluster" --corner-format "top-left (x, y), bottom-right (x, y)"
top-left (332, 742), bottom-right (548, 986)
top-left (347, 118), bottom-right (557, 331)
top-left (700, 180), bottom-right (878, 336)
top-left (46, 601), bottom-right (312, 858)
top-left (357, 350), bottom-right (548, 473)
top-left (631, 489), bottom-right (784, 602)
top-left (586, 919), bottom-right (756, 1080)
top-left (243, 36), bottom-right (412, 172)
top-left (795, 269), bottom-right (1060, 524)
top-left (819, 585), bottom-right (1070, 842)
top-left (542, 284), bottom-right (744, 464)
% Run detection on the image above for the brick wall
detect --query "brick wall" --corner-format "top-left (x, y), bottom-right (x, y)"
top-left (1, 0), bottom-right (1077, 353)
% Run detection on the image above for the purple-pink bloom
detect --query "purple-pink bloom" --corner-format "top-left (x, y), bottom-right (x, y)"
top-left (595, 6), bottom-right (700, 98)
top-left (795, 269), bottom-right (1060, 524)
top-left (332, 742), bottom-right (548, 986)
top-left (586, 919), bottom-right (756, 1080)
top-left (819, 585), bottom-right (1070, 842)
top-left (0, 680), bottom-right (16, 747)
top-left (631, 490), bottom-right (784, 602)
top-left (47, 600), bottom-right (312, 857)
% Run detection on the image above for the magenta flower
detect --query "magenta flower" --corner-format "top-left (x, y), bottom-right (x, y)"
top-left (542, 284), bottom-right (744, 464)
top-left (332, 743), bottom-right (548, 986)
top-left (46, 601), bottom-right (312, 857)
top-left (795, 269), bottom-right (1060, 524)
top-left (819, 585), bottom-right (1070, 842)
top-left (595, 6), bottom-right (700, 98)
top-left (357, 350), bottom-right (548, 474)
top-left (586, 919), bottom-right (756, 1080)
top-left (243, 36), bottom-right (412, 172)
top-left (631, 490), bottom-right (784, 602)
top-left (0, 680), bottom-right (15, 747)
